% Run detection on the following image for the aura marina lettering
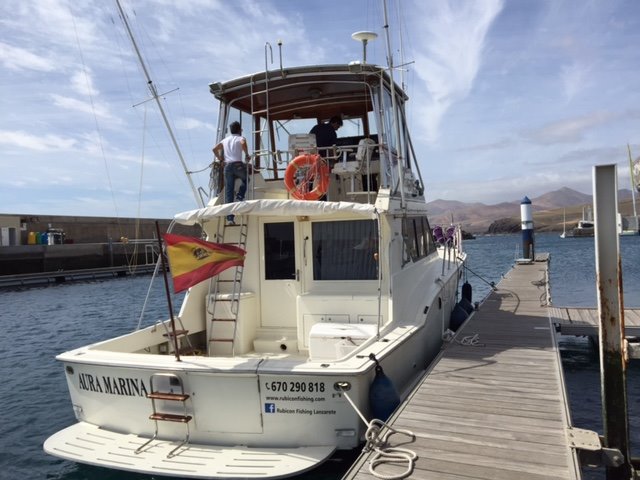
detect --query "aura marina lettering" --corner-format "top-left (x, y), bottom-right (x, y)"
top-left (78, 373), bottom-right (149, 397)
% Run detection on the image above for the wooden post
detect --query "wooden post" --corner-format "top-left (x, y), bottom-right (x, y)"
top-left (593, 164), bottom-right (631, 479)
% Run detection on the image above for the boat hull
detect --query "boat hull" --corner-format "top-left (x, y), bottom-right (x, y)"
top-left (44, 257), bottom-right (461, 477)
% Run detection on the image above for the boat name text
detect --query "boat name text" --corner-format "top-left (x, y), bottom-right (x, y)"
top-left (78, 373), bottom-right (149, 397)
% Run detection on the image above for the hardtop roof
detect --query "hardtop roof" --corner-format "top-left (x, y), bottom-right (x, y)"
top-left (208, 64), bottom-right (408, 121)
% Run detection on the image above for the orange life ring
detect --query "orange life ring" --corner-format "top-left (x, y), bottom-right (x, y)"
top-left (284, 154), bottom-right (330, 200)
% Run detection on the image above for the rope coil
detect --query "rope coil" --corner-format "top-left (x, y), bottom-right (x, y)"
top-left (339, 387), bottom-right (417, 479)
top-left (442, 329), bottom-right (483, 346)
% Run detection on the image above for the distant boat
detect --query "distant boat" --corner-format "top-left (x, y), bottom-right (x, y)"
top-left (560, 209), bottom-right (566, 239)
top-left (567, 206), bottom-right (594, 238)
top-left (621, 145), bottom-right (640, 236)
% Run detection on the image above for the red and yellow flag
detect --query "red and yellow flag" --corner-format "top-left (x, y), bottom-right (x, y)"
top-left (162, 233), bottom-right (246, 293)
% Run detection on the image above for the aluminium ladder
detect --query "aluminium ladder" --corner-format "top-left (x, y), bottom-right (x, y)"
top-left (136, 373), bottom-right (192, 458)
top-left (206, 218), bottom-right (248, 356)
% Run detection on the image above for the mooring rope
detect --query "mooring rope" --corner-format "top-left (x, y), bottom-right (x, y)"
top-left (442, 329), bottom-right (483, 346)
top-left (461, 263), bottom-right (497, 290)
top-left (339, 387), bottom-right (416, 479)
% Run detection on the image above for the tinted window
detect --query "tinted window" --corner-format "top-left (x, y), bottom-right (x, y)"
top-left (264, 222), bottom-right (295, 279)
top-left (312, 220), bottom-right (378, 280)
top-left (402, 216), bottom-right (435, 262)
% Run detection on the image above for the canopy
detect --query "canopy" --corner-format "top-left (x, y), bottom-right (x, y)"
top-left (174, 199), bottom-right (378, 225)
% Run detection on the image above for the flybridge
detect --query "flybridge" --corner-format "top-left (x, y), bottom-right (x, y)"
top-left (208, 64), bottom-right (424, 203)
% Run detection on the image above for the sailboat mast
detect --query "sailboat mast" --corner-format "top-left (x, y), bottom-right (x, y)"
top-left (115, 0), bottom-right (204, 208)
top-left (627, 144), bottom-right (638, 219)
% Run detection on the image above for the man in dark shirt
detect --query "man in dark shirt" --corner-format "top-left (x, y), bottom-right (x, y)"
top-left (310, 115), bottom-right (343, 158)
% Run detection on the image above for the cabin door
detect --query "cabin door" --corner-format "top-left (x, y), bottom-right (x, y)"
top-left (259, 220), bottom-right (301, 328)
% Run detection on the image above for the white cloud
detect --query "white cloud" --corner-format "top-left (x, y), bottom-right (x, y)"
top-left (0, 130), bottom-right (76, 151)
top-left (0, 41), bottom-right (56, 71)
top-left (71, 69), bottom-right (99, 96)
top-left (176, 117), bottom-right (215, 131)
top-left (561, 61), bottom-right (591, 102)
top-left (411, 0), bottom-right (505, 143)
top-left (51, 94), bottom-right (114, 120)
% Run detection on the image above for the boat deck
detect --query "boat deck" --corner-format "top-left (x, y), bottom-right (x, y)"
top-left (343, 254), bottom-right (583, 480)
top-left (44, 422), bottom-right (335, 479)
top-left (550, 306), bottom-right (640, 336)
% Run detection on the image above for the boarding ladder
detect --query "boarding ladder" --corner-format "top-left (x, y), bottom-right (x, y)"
top-left (206, 218), bottom-right (248, 356)
top-left (136, 373), bottom-right (192, 458)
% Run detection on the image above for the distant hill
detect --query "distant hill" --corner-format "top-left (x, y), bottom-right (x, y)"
top-left (427, 187), bottom-right (635, 233)
top-left (529, 187), bottom-right (592, 210)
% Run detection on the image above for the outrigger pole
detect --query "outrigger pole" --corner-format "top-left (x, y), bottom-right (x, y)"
top-left (115, 0), bottom-right (204, 208)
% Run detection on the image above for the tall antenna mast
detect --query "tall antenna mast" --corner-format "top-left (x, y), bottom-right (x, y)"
top-left (382, 0), bottom-right (406, 204)
top-left (115, 0), bottom-right (204, 208)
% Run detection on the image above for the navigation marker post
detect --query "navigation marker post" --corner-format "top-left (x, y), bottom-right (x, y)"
top-left (520, 196), bottom-right (535, 261)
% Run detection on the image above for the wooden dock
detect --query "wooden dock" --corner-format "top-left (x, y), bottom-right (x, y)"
top-left (343, 255), bottom-right (583, 480)
top-left (550, 306), bottom-right (640, 337)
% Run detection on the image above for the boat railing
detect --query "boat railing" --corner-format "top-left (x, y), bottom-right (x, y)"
top-left (244, 141), bottom-right (382, 203)
top-left (250, 140), bottom-right (381, 180)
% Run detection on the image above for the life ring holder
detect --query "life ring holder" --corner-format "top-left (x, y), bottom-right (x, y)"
top-left (284, 154), bottom-right (330, 200)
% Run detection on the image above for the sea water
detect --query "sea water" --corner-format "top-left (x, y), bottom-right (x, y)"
top-left (0, 232), bottom-right (639, 479)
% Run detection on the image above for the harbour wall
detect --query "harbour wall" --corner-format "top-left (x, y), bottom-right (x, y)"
top-left (0, 214), bottom-right (199, 275)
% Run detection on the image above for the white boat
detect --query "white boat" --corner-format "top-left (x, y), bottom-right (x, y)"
top-left (44, 11), bottom-right (467, 480)
top-left (621, 145), bottom-right (640, 235)
top-left (567, 206), bottom-right (594, 238)
top-left (560, 209), bottom-right (566, 238)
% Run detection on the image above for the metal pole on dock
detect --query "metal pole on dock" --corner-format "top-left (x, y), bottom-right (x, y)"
top-left (593, 164), bottom-right (632, 479)
top-left (520, 196), bottom-right (534, 260)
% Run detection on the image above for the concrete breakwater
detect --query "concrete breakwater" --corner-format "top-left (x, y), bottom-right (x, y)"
top-left (0, 214), bottom-right (199, 276)
top-left (1, 242), bottom-right (156, 275)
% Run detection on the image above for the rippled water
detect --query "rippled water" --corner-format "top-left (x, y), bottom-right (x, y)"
top-left (1, 232), bottom-right (638, 479)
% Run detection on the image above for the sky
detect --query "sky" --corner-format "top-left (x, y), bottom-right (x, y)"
top-left (1, 0), bottom-right (640, 219)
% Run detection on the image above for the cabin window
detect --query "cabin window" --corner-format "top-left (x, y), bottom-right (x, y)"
top-left (402, 216), bottom-right (435, 262)
top-left (312, 220), bottom-right (378, 280)
top-left (264, 222), bottom-right (296, 279)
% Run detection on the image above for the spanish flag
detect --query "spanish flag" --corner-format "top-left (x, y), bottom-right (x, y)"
top-left (162, 233), bottom-right (246, 293)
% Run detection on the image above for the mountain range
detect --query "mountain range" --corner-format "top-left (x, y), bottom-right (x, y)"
top-left (427, 187), bottom-right (636, 233)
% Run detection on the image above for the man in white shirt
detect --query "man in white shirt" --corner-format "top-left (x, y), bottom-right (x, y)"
top-left (213, 121), bottom-right (251, 224)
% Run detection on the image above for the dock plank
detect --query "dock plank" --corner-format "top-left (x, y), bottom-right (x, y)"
top-left (550, 306), bottom-right (640, 336)
top-left (343, 257), bottom-right (581, 480)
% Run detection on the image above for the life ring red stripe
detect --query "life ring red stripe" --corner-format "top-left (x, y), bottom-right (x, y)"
top-left (284, 154), bottom-right (330, 200)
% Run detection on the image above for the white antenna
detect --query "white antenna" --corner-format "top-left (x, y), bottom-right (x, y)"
top-left (381, 0), bottom-right (406, 203)
top-left (396, 1), bottom-right (406, 91)
top-left (351, 31), bottom-right (378, 63)
top-left (115, 0), bottom-right (204, 208)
